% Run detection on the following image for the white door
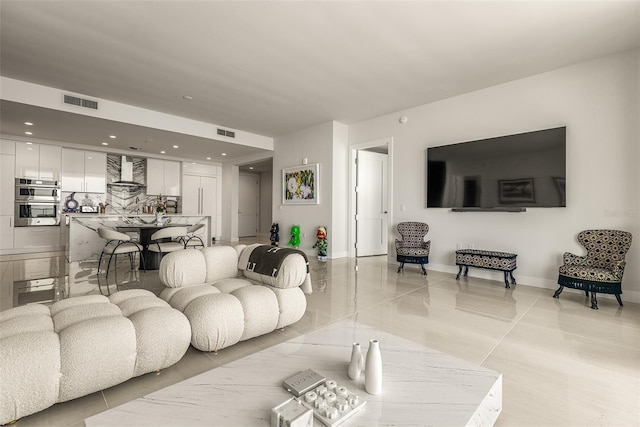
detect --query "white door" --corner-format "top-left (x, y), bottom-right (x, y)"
top-left (238, 174), bottom-right (259, 237)
top-left (356, 150), bottom-right (388, 257)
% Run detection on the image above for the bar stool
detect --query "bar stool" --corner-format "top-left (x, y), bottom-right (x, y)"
top-left (97, 227), bottom-right (145, 294)
top-left (147, 226), bottom-right (188, 259)
top-left (180, 223), bottom-right (206, 248)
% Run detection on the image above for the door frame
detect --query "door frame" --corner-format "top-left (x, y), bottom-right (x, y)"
top-left (349, 137), bottom-right (394, 258)
top-left (238, 172), bottom-right (260, 238)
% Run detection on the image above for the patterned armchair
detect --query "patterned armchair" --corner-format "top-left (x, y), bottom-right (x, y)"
top-left (554, 229), bottom-right (632, 310)
top-left (395, 222), bottom-right (431, 275)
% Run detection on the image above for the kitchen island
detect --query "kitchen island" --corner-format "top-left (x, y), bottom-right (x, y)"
top-left (63, 214), bottom-right (211, 263)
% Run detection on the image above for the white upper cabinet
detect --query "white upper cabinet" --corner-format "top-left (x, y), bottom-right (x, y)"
top-left (62, 149), bottom-right (106, 193)
top-left (146, 159), bottom-right (180, 196)
top-left (15, 142), bottom-right (61, 180)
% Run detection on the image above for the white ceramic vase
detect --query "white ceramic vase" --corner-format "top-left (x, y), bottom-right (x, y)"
top-left (348, 342), bottom-right (364, 380)
top-left (155, 211), bottom-right (163, 226)
top-left (365, 339), bottom-right (382, 395)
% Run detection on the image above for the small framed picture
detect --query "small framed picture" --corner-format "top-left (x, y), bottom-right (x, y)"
top-left (282, 163), bottom-right (319, 205)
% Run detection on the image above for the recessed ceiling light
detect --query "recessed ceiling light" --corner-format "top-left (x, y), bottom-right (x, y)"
top-left (26, 142), bottom-right (33, 145)
top-left (160, 150), bottom-right (166, 154)
top-left (183, 95), bottom-right (193, 101)
top-left (249, 167), bottom-right (254, 170)
top-left (172, 145), bottom-right (179, 148)
top-left (110, 135), bottom-right (117, 139)
top-left (25, 131), bottom-right (33, 135)
top-left (221, 153), bottom-right (227, 156)
top-left (101, 142), bottom-right (109, 146)
top-left (206, 157), bottom-right (211, 160)
top-left (24, 122), bottom-right (33, 126)
top-left (191, 162), bottom-right (196, 165)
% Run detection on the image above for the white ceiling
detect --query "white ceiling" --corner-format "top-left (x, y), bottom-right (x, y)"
top-left (1, 1), bottom-right (639, 164)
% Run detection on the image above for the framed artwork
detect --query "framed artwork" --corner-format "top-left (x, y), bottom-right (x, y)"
top-left (282, 163), bottom-right (319, 205)
top-left (499, 178), bottom-right (535, 203)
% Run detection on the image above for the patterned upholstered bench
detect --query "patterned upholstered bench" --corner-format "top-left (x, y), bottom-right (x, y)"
top-left (455, 249), bottom-right (517, 288)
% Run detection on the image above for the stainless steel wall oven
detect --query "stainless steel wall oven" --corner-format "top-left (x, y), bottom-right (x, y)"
top-left (14, 179), bottom-right (61, 226)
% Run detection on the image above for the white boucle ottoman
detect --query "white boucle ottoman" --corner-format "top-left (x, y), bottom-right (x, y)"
top-left (0, 289), bottom-right (191, 424)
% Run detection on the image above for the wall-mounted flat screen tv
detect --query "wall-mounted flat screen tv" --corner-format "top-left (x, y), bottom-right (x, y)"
top-left (427, 126), bottom-right (566, 208)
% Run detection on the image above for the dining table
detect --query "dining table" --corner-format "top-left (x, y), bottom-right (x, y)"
top-left (116, 223), bottom-right (190, 270)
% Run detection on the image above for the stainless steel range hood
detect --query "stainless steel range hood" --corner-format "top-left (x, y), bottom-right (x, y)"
top-left (108, 155), bottom-right (146, 187)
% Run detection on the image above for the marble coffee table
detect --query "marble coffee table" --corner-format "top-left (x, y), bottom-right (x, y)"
top-left (85, 319), bottom-right (502, 426)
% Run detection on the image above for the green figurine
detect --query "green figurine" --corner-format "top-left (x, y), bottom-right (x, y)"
top-left (288, 225), bottom-right (301, 248)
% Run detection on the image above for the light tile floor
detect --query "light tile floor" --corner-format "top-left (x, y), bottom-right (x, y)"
top-left (1, 240), bottom-right (638, 427)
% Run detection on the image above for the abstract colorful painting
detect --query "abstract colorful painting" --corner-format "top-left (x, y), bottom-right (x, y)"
top-left (282, 163), bottom-right (319, 205)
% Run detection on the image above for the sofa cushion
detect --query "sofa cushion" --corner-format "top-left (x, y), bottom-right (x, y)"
top-left (58, 316), bottom-right (137, 402)
top-left (0, 314), bottom-right (53, 339)
top-left (184, 293), bottom-right (245, 351)
top-left (52, 302), bottom-right (122, 333)
top-left (213, 278), bottom-right (253, 294)
top-left (49, 295), bottom-right (109, 316)
top-left (0, 303), bottom-right (50, 322)
top-left (0, 331), bottom-right (60, 424)
top-left (202, 246), bottom-right (240, 283)
top-left (232, 285), bottom-right (279, 341)
top-left (160, 249), bottom-right (207, 288)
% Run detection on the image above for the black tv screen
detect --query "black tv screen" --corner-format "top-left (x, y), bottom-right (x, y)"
top-left (427, 127), bottom-right (566, 208)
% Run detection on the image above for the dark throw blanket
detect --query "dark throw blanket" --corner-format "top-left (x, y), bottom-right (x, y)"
top-left (246, 245), bottom-right (310, 277)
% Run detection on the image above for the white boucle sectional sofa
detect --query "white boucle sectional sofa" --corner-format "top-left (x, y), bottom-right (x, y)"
top-left (159, 244), bottom-right (313, 352)
top-left (0, 289), bottom-right (191, 425)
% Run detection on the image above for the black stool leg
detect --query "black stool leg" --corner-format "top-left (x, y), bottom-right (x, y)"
top-left (397, 262), bottom-right (404, 273)
top-left (590, 292), bottom-right (598, 310)
top-left (456, 265), bottom-right (463, 280)
top-left (421, 264), bottom-right (427, 275)
top-left (503, 272), bottom-right (510, 289)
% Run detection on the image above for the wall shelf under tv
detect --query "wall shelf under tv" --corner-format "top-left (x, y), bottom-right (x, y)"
top-left (451, 207), bottom-right (527, 213)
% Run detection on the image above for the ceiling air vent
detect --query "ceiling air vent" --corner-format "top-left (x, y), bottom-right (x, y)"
top-left (63, 94), bottom-right (99, 110)
top-left (217, 128), bottom-right (235, 138)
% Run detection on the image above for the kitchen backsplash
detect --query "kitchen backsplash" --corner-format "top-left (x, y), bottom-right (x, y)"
top-left (67, 155), bottom-right (179, 215)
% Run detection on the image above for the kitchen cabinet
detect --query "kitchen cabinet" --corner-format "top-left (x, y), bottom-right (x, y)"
top-left (0, 216), bottom-right (13, 250)
top-left (1, 143), bottom-right (15, 250)
top-left (15, 142), bottom-right (61, 180)
top-left (147, 159), bottom-right (180, 196)
top-left (14, 226), bottom-right (61, 249)
top-left (182, 163), bottom-right (221, 239)
top-left (62, 149), bottom-right (106, 193)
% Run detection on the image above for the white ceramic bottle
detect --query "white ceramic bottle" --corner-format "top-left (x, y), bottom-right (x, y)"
top-left (365, 339), bottom-right (382, 395)
top-left (348, 342), bottom-right (364, 380)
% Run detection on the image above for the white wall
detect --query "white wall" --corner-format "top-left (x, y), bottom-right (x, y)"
top-left (272, 121), bottom-right (348, 257)
top-left (348, 49), bottom-right (640, 303)
top-left (259, 170), bottom-right (273, 234)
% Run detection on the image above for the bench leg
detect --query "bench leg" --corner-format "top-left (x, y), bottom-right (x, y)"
top-left (503, 271), bottom-right (510, 288)
top-left (456, 265), bottom-right (463, 280)
top-left (397, 262), bottom-right (404, 273)
top-left (509, 271), bottom-right (516, 285)
top-left (464, 266), bottom-right (469, 276)
top-left (615, 294), bottom-right (623, 307)
top-left (421, 264), bottom-right (427, 275)
top-left (590, 292), bottom-right (598, 310)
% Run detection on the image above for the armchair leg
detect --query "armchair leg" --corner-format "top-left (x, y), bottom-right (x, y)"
top-left (590, 292), bottom-right (598, 310)
top-left (615, 294), bottom-right (623, 307)
top-left (553, 286), bottom-right (564, 298)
